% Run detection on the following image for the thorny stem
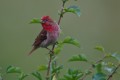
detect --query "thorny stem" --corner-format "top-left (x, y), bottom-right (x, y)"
top-left (81, 56), bottom-right (106, 80)
top-left (46, 1), bottom-right (65, 80)
top-left (107, 63), bottom-right (120, 80)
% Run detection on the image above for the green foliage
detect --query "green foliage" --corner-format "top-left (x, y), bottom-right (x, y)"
top-left (69, 54), bottom-right (87, 62)
top-left (30, 19), bottom-right (41, 24)
top-left (61, 69), bottom-right (83, 80)
top-left (32, 71), bottom-right (42, 80)
top-left (54, 42), bottom-right (64, 54)
top-left (111, 53), bottom-right (120, 61)
top-left (104, 66), bottom-right (115, 73)
top-left (6, 66), bottom-right (28, 80)
top-left (60, 0), bottom-right (80, 17)
top-left (54, 36), bottom-right (80, 54)
top-left (95, 45), bottom-right (105, 53)
top-left (102, 62), bottom-right (116, 73)
top-left (64, 6), bottom-right (80, 16)
top-left (92, 73), bottom-right (106, 80)
top-left (95, 63), bottom-right (102, 73)
top-left (19, 73), bottom-right (28, 80)
top-left (52, 65), bottom-right (63, 75)
top-left (84, 70), bottom-right (92, 75)
top-left (2, 0), bottom-right (120, 80)
top-left (63, 36), bottom-right (80, 47)
top-left (38, 65), bottom-right (48, 71)
top-left (6, 65), bottom-right (22, 73)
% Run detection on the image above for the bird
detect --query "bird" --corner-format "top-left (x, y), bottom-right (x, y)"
top-left (28, 16), bottom-right (60, 55)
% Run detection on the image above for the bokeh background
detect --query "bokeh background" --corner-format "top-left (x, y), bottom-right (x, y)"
top-left (0, 0), bottom-right (120, 80)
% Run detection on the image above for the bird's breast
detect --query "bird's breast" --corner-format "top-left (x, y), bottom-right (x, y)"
top-left (40, 31), bottom-right (59, 47)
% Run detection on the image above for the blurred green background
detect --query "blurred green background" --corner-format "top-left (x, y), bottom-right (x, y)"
top-left (0, 0), bottom-right (120, 80)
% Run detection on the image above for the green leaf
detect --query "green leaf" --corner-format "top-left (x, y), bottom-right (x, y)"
top-left (64, 69), bottom-right (83, 80)
top-left (102, 62), bottom-right (116, 73)
top-left (85, 70), bottom-right (92, 75)
top-left (38, 65), bottom-right (47, 71)
top-left (63, 36), bottom-right (80, 47)
top-left (102, 62), bottom-right (114, 67)
top-left (96, 64), bottom-right (102, 73)
top-left (95, 46), bottom-right (105, 52)
top-left (19, 73), bottom-right (28, 80)
top-left (54, 42), bottom-right (64, 54)
top-left (52, 65), bottom-right (63, 74)
top-left (6, 65), bottom-right (22, 73)
top-left (64, 6), bottom-right (80, 16)
top-left (30, 19), bottom-right (41, 24)
top-left (64, 74), bottom-right (72, 80)
top-left (111, 53), bottom-right (120, 61)
top-left (105, 53), bottom-right (112, 57)
top-left (32, 71), bottom-right (42, 80)
top-left (54, 47), bottom-right (62, 54)
top-left (92, 73), bottom-right (106, 80)
top-left (69, 54), bottom-right (87, 62)
top-left (54, 37), bottom-right (80, 54)
top-left (104, 67), bottom-right (115, 73)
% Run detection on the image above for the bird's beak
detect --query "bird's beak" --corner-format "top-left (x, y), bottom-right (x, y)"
top-left (40, 20), bottom-right (45, 24)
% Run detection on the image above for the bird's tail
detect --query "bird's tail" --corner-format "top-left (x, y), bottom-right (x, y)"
top-left (28, 47), bottom-right (37, 55)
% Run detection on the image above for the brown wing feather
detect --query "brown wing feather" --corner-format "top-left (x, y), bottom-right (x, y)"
top-left (33, 29), bottom-right (47, 47)
top-left (28, 29), bottom-right (47, 55)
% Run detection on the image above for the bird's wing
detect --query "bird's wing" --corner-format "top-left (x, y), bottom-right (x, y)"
top-left (33, 29), bottom-right (47, 48)
top-left (28, 29), bottom-right (47, 55)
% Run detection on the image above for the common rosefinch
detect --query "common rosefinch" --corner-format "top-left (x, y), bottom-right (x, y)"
top-left (28, 16), bottom-right (60, 55)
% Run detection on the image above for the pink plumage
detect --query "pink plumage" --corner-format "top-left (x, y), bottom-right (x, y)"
top-left (28, 16), bottom-right (60, 55)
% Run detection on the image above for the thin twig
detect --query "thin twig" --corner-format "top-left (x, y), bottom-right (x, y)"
top-left (46, 54), bottom-right (52, 80)
top-left (58, 2), bottom-right (65, 25)
top-left (107, 64), bottom-right (120, 80)
top-left (46, 1), bottom-right (65, 80)
top-left (81, 56), bottom-right (106, 80)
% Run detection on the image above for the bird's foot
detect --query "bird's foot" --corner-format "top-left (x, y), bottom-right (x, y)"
top-left (46, 47), bottom-right (54, 54)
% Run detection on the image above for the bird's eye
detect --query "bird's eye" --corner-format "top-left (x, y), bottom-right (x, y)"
top-left (44, 19), bottom-right (48, 22)
top-left (41, 19), bottom-right (48, 23)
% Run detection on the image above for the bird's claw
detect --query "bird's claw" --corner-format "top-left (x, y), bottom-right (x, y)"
top-left (46, 47), bottom-right (54, 54)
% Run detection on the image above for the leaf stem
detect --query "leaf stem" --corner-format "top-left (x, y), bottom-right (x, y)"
top-left (46, 1), bottom-right (65, 80)
top-left (58, 1), bottom-right (65, 25)
top-left (81, 56), bottom-right (106, 80)
top-left (107, 63), bottom-right (120, 80)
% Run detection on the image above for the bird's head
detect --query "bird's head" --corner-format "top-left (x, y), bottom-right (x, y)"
top-left (41, 16), bottom-right (53, 23)
top-left (41, 16), bottom-right (55, 32)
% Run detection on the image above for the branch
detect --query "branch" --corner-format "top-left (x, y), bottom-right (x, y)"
top-left (46, 1), bottom-right (65, 80)
top-left (81, 56), bottom-right (106, 80)
top-left (50, 0), bottom-right (65, 54)
top-left (107, 64), bottom-right (120, 80)
top-left (46, 54), bottom-right (52, 80)
top-left (58, 1), bottom-right (65, 25)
